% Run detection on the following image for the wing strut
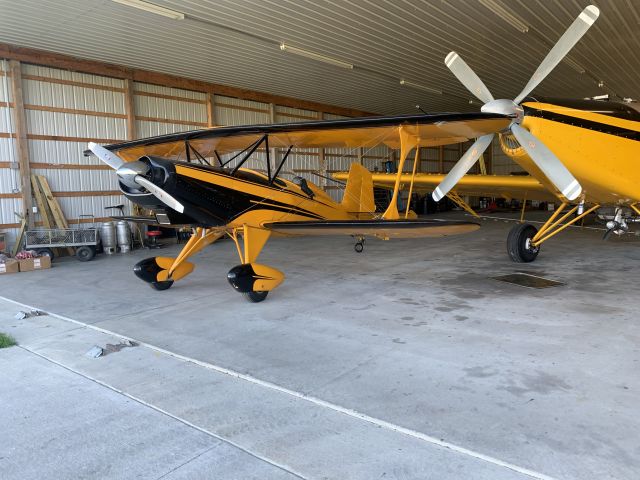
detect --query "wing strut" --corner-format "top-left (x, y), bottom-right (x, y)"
top-left (382, 126), bottom-right (419, 220)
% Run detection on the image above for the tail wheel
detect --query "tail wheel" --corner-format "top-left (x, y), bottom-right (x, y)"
top-left (151, 280), bottom-right (174, 291)
top-left (507, 223), bottom-right (540, 263)
top-left (244, 291), bottom-right (268, 302)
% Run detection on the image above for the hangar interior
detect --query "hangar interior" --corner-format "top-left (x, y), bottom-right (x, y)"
top-left (0, 1), bottom-right (639, 480)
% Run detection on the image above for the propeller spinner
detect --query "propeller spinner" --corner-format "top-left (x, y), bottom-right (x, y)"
top-left (88, 142), bottom-right (185, 213)
top-left (432, 5), bottom-right (600, 202)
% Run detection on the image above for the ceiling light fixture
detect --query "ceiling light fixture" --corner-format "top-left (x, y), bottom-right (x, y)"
top-left (478, 0), bottom-right (529, 33)
top-left (399, 80), bottom-right (442, 95)
top-left (112, 0), bottom-right (185, 20)
top-left (279, 44), bottom-right (354, 69)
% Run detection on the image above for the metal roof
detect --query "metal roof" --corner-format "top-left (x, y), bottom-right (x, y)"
top-left (0, 0), bottom-right (636, 115)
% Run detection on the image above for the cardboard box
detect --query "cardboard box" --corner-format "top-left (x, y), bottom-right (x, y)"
top-left (0, 259), bottom-right (19, 274)
top-left (18, 256), bottom-right (51, 272)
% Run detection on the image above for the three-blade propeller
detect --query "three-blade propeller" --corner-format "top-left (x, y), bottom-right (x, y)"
top-left (88, 142), bottom-right (185, 213)
top-left (432, 5), bottom-right (599, 202)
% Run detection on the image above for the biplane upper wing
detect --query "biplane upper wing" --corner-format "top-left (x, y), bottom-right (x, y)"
top-left (86, 112), bottom-right (513, 162)
top-left (332, 172), bottom-right (559, 202)
top-left (263, 219), bottom-right (479, 238)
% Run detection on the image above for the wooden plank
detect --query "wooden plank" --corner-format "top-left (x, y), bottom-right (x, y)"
top-left (21, 74), bottom-right (126, 92)
top-left (31, 175), bottom-right (54, 228)
top-left (30, 162), bottom-right (112, 170)
top-left (216, 101), bottom-right (270, 114)
top-left (27, 134), bottom-right (122, 143)
top-left (135, 115), bottom-right (207, 127)
top-left (35, 175), bottom-right (68, 228)
top-left (12, 217), bottom-right (26, 256)
top-left (25, 104), bottom-right (126, 119)
top-left (124, 79), bottom-right (136, 140)
top-left (35, 175), bottom-right (74, 255)
top-left (9, 60), bottom-right (34, 228)
top-left (0, 192), bottom-right (21, 198)
top-left (53, 190), bottom-right (122, 197)
top-left (206, 93), bottom-right (215, 127)
top-left (135, 90), bottom-right (207, 105)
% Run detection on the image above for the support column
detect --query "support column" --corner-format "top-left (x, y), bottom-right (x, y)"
top-left (9, 60), bottom-right (33, 228)
top-left (317, 111), bottom-right (327, 189)
top-left (206, 92), bottom-right (215, 127)
top-left (124, 78), bottom-right (136, 140)
top-left (268, 103), bottom-right (277, 174)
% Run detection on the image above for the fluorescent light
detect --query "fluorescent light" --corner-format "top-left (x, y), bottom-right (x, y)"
top-left (399, 80), bottom-right (442, 95)
top-left (112, 0), bottom-right (185, 20)
top-left (479, 0), bottom-right (529, 33)
top-left (563, 56), bottom-right (586, 74)
top-left (280, 43), bottom-right (353, 69)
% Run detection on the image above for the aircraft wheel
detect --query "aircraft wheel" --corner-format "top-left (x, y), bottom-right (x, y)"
top-left (244, 291), bottom-right (268, 302)
top-left (354, 242), bottom-right (364, 253)
top-left (151, 280), bottom-right (174, 291)
top-left (507, 223), bottom-right (539, 263)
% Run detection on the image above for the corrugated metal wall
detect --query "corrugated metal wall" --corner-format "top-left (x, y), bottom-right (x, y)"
top-left (0, 59), bottom-right (21, 244)
top-left (0, 56), bottom-right (520, 250)
top-left (22, 64), bottom-right (129, 236)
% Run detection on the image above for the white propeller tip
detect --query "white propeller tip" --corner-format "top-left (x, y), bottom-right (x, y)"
top-left (444, 52), bottom-right (459, 67)
top-left (581, 6), bottom-right (600, 25)
top-left (432, 187), bottom-right (445, 202)
top-left (562, 180), bottom-right (582, 201)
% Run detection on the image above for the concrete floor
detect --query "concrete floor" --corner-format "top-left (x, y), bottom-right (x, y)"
top-left (1, 212), bottom-right (639, 479)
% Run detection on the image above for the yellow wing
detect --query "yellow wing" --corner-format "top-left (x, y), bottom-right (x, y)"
top-left (85, 113), bottom-right (513, 162)
top-left (333, 172), bottom-right (559, 202)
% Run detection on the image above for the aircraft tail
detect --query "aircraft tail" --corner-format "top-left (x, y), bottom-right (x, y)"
top-left (341, 163), bottom-right (375, 214)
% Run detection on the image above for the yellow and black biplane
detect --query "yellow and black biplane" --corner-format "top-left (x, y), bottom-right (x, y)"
top-left (336, 4), bottom-right (640, 263)
top-left (87, 113), bottom-right (509, 301)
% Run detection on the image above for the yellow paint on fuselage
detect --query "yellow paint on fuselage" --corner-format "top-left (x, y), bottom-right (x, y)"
top-left (508, 102), bottom-right (640, 205)
top-left (175, 164), bottom-right (356, 229)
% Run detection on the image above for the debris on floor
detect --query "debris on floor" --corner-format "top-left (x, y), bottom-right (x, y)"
top-left (14, 310), bottom-right (46, 320)
top-left (85, 340), bottom-right (139, 358)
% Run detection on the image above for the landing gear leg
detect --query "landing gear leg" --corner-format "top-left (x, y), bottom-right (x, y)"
top-left (134, 227), bottom-right (224, 290)
top-left (506, 202), bottom-right (600, 263)
top-left (227, 225), bottom-right (283, 302)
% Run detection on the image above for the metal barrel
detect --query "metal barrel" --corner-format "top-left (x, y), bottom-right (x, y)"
top-left (99, 221), bottom-right (117, 254)
top-left (116, 220), bottom-right (131, 252)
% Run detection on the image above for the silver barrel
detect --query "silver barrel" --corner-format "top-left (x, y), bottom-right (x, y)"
top-left (99, 221), bottom-right (117, 254)
top-left (116, 220), bottom-right (131, 252)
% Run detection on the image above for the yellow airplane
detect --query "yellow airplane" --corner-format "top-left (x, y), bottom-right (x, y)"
top-left (337, 4), bottom-right (640, 262)
top-left (86, 113), bottom-right (507, 301)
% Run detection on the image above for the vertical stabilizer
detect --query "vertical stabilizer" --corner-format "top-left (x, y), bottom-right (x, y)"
top-left (341, 163), bottom-right (375, 215)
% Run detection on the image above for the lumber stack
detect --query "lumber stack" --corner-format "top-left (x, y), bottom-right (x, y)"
top-left (30, 175), bottom-right (75, 256)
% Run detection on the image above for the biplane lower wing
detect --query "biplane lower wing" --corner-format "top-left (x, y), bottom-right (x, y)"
top-left (263, 219), bottom-right (479, 238)
top-left (333, 172), bottom-right (559, 203)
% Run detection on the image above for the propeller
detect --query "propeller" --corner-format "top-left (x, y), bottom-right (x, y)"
top-left (88, 142), bottom-right (185, 213)
top-left (432, 5), bottom-right (599, 203)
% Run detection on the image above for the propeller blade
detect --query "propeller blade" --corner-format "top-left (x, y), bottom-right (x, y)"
top-left (444, 52), bottom-right (494, 104)
top-left (134, 176), bottom-right (185, 213)
top-left (510, 124), bottom-right (581, 200)
top-left (513, 5), bottom-right (599, 104)
top-left (87, 142), bottom-right (125, 170)
top-left (432, 134), bottom-right (494, 201)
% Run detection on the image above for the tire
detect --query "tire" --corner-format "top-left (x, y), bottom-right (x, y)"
top-left (151, 280), bottom-right (174, 291)
top-left (35, 248), bottom-right (54, 261)
top-left (507, 223), bottom-right (540, 263)
top-left (244, 291), bottom-right (268, 303)
top-left (76, 245), bottom-right (95, 262)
